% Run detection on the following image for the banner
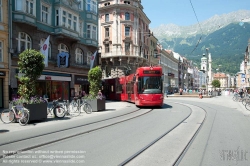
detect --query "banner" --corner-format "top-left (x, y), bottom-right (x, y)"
top-left (40, 35), bottom-right (50, 67)
top-left (90, 51), bottom-right (97, 69)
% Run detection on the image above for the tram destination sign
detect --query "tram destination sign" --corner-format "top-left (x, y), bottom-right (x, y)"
top-left (143, 70), bottom-right (160, 74)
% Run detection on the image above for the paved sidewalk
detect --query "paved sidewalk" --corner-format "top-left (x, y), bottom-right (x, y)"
top-left (0, 100), bottom-right (133, 133)
top-left (166, 93), bottom-right (250, 116)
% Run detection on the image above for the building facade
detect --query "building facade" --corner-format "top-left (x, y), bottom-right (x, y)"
top-left (9, 0), bottom-right (98, 102)
top-left (0, 0), bottom-right (9, 108)
top-left (98, 0), bottom-right (151, 78)
top-left (161, 49), bottom-right (178, 93)
top-left (213, 73), bottom-right (228, 89)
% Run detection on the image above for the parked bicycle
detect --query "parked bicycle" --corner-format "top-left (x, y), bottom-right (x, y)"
top-left (43, 98), bottom-right (65, 118)
top-left (57, 97), bottom-right (81, 118)
top-left (232, 93), bottom-right (242, 102)
top-left (0, 102), bottom-right (29, 126)
top-left (79, 97), bottom-right (93, 114)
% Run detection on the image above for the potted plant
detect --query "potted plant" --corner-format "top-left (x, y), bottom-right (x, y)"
top-left (15, 49), bottom-right (47, 122)
top-left (87, 66), bottom-right (106, 111)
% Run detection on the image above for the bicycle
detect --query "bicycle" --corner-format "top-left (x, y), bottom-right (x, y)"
top-left (79, 98), bottom-right (93, 114)
top-left (232, 93), bottom-right (241, 102)
top-left (43, 98), bottom-right (66, 118)
top-left (0, 102), bottom-right (30, 126)
top-left (58, 97), bottom-right (81, 118)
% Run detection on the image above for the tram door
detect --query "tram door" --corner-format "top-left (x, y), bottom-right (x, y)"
top-left (127, 83), bottom-right (132, 101)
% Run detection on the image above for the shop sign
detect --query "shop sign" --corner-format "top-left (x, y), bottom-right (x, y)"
top-left (0, 71), bottom-right (6, 76)
top-left (75, 76), bottom-right (89, 84)
top-left (45, 76), bottom-right (51, 80)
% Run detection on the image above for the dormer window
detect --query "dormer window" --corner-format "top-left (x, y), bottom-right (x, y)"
top-left (104, 2), bottom-right (110, 6)
top-left (124, 1), bottom-right (130, 4)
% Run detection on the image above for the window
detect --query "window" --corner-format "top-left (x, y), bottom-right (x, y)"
top-left (104, 2), bottom-right (110, 6)
top-left (125, 27), bottom-right (130, 36)
top-left (125, 42), bottom-right (130, 55)
top-left (75, 48), bottom-right (83, 64)
top-left (41, 5), bottom-right (49, 24)
top-left (62, 10), bottom-right (66, 26)
top-left (125, 12), bottom-right (130, 20)
top-left (17, 32), bottom-right (32, 52)
top-left (58, 43), bottom-right (68, 53)
top-left (78, 0), bottom-right (83, 10)
top-left (40, 38), bottom-right (51, 59)
top-left (0, 41), bottom-right (2, 62)
top-left (105, 44), bottom-right (109, 53)
top-left (124, 1), bottom-right (130, 4)
top-left (55, 9), bottom-right (59, 26)
top-left (60, 9), bottom-right (78, 31)
top-left (105, 14), bottom-right (109, 22)
top-left (26, 0), bottom-right (34, 15)
top-left (105, 27), bottom-right (109, 37)
top-left (87, 24), bottom-right (97, 40)
top-left (86, 0), bottom-right (97, 13)
top-left (16, 0), bottom-right (22, 10)
top-left (16, 0), bottom-right (35, 15)
top-left (0, 0), bottom-right (2, 22)
top-left (87, 51), bottom-right (92, 65)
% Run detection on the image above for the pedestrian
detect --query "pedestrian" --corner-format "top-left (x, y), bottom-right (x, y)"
top-left (82, 90), bottom-right (86, 97)
top-left (179, 88), bottom-right (183, 95)
top-left (98, 90), bottom-right (103, 99)
top-left (239, 89), bottom-right (244, 98)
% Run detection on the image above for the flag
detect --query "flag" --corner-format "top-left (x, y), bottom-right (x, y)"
top-left (40, 35), bottom-right (50, 67)
top-left (90, 51), bottom-right (97, 69)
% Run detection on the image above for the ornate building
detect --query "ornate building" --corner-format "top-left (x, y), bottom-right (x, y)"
top-left (98, 0), bottom-right (152, 78)
top-left (9, 0), bottom-right (98, 101)
top-left (0, 0), bottom-right (9, 108)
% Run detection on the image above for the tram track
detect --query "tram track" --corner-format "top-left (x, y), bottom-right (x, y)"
top-left (119, 102), bottom-right (207, 166)
top-left (0, 107), bottom-right (155, 159)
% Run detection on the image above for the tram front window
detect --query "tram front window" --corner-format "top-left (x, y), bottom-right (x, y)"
top-left (138, 76), bottom-right (163, 94)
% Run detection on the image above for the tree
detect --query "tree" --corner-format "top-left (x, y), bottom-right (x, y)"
top-left (17, 49), bottom-right (45, 100)
top-left (211, 80), bottom-right (221, 89)
top-left (201, 85), bottom-right (206, 89)
top-left (88, 66), bottom-right (102, 97)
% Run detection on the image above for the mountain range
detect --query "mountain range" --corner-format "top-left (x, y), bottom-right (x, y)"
top-left (151, 10), bottom-right (250, 75)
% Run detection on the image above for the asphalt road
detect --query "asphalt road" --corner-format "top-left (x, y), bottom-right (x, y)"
top-left (0, 94), bottom-right (250, 166)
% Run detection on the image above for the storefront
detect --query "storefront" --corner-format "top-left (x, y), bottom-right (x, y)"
top-left (0, 71), bottom-right (8, 108)
top-left (0, 78), bottom-right (3, 107)
top-left (74, 75), bottom-right (89, 97)
top-left (36, 73), bottom-right (71, 101)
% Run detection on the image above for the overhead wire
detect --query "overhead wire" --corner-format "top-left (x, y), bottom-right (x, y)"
top-left (189, 0), bottom-right (203, 54)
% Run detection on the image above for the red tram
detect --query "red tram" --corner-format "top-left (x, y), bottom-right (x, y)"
top-left (103, 66), bottom-right (164, 107)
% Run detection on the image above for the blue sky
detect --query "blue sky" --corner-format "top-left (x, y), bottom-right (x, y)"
top-left (142, 0), bottom-right (250, 28)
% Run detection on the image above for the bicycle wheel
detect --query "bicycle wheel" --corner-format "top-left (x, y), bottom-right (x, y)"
top-left (19, 109), bottom-right (30, 126)
top-left (245, 102), bottom-right (250, 111)
top-left (83, 103), bottom-right (92, 114)
top-left (242, 98), bottom-right (247, 106)
top-left (53, 106), bottom-right (65, 118)
top-left (1, 109), bottom-right (15, 123)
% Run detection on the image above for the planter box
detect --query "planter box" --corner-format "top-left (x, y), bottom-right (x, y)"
top-left (88, 99), bottom-right (106, 112)
top-left (25, 102), bottom-right (47, 122)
